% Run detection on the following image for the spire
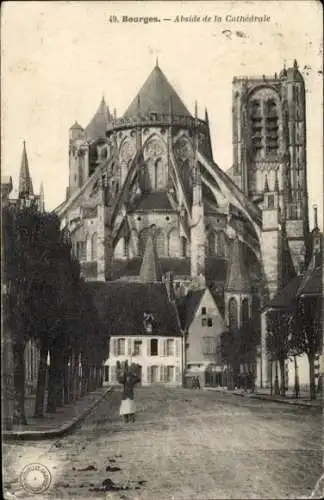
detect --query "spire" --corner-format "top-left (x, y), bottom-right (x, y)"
top-left (205, 107), bottom-right (209, 124)
top-left (39, 182), bottom-right (45, 212)
top-left (19, 141), bottom-right (34, 198)
top-left (225, 236), bottom-right (251, 293)
top-left (194, 100), bottom-right (198, 119)
top-left (139, 226), bottom-right (162, 283)
top-left (313, 205), bottom-right (318, 229)
top-left (137, 93), bottom-right (141, 111)
top-left (156, 57), bottom-right (159, 68)
top-left (264, 174), bottom-right (269, 193)
top-left (293, 59), bottom-right (298, 69)
top-left (84, 96), bottom-right (112, 140)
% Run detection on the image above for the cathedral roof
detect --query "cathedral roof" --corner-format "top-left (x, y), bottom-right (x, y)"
top-left (139, 226), bottom-right (163, 283)
top-left (225, 237), bottom-right (251, 293)
top-left (123, 63), bottom-right (192, 118)
top-left (85, 97), bottom-right (112, 140)
top-left (86, 281), bottom-right (181, 336)
top-left (18, 141), bottom-right (34, 198)
top-left (134, 191), bottom-right (173, 211)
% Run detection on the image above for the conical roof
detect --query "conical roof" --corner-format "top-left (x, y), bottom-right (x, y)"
top-left (85, 97), bottom-right (112, 140)
top-left (70, 121), bottom-right (84, 131)
top-left (225, 237), bottom-right (251, 293)
top-left (124, 63), bottom-right (192, 118)
top-left (139, 226), bottom-right (162, 283)
top-left (18, 141), bottom-right (34, 198)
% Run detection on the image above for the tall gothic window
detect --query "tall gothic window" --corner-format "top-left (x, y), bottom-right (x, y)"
top-left (168, 228), bottom-right (180, 257)
top-left (91, 233), bottom-right (97, 261)
top-left (85, 234), bottom-right (91, 261)
top-left (154, 158), bottom-right (165, 189)
top-left (139, 228), bottom-right (150, 257)
top-left (207, 232), bottom-right (216, 256)
top-left (228, 297), bottom-right (238, 330)
top-left (155, 230), bottom-right (166, 257)
top-left (241, 298), bottom-right (250, 326)
top-left (265, 99), bottom-right (279, 154)
top-left (181, 236), bottom-right (187, 258)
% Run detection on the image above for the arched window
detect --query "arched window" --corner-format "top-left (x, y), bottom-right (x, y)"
top-left (181, 236), bottom-right (187, 258)
top-left (154, 158), bottom-right (165, 189)
top-left (123, 237), bottom-right (129, 258)
top-left (168, 228), bottom-right (180, 257)
top-left (91, 233), bottom-right (97, 261)
top-left (85, 234), bottom-right (91, 261)
top-left (218, 232), bottom-right (225, 257)
top-left (139, 228), bottom-right (150, 257)
top-left (155, 230), bottom-right (166, 257)
top-left (228, 297), bottom-right (238, 331)
top-left (129, 230), bottom-right (138, 257)
top-left (241, 298), bottom-right (250, 326)
top-left (207, 232), bottom-right (216, 256)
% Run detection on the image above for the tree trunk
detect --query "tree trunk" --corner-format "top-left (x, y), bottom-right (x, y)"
top-left (294, 356), bottom-right (300, 399)
top-left (46, 352), bottom-right (56, 413)
top-left (274, 361), bottom-right (280, 395)
top-left (34, 344), bottom-right (48, 417)
top-left (63, 355), bottom-right (70, 404)
top-left (270, 361), bottom-right (273, 396)
top-left (279, 358), bottom-right (286, 396)
top-left (308, 353), bottom-right (316, 400)
top-left (71, 350), bottom-right (79, 401)
top-left (12, 341), bottom-right (27, 425)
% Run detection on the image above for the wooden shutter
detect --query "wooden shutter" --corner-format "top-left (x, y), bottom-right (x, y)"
top-left (127, 338), bottom-right (133, 356)
top-left (176, 366), bottom-right (181, 384)
top-left (147, 338), bottom-right (151, 357)
top-left (176, 338), bottom-right (180, 358)
top-left (112, 338), bottom-right (118, 356)
top-left (147, 366), bottom-right (152, 384)
top-left (163, 339), bottom-right (167, 357)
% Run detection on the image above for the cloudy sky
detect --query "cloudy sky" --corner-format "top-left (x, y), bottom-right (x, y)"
top-left (2, 1), bottom-right (323, 228)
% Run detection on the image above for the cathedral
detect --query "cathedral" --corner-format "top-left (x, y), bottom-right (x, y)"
top-left (55, 59), bottom-right (312, 387)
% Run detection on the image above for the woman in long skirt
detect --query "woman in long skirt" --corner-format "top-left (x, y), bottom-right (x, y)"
top-left (118, 368), bottom-right (141, 423)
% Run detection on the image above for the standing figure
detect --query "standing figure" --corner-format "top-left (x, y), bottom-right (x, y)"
top-left (118, 365), bottom-right (141, 423)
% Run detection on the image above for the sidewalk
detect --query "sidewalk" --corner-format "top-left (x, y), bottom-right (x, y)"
top-left (3, 386), bottom-right (112, 441)
top-left (204, 386), bottom-right (323, 408)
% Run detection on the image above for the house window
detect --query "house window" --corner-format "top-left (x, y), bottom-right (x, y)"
top-left (167, 366), bottom-right (175, 383)
top-left (207, 318), bottom-right (213, 327)
top-left (201, 307), bottom-right (207, 315)
top-left (117, 338), bottom-right (125, 356)
top-left (150, 338), bottom-right (158, 356)
top-left (134, 340), bottom-right (142, 356)
top-left (202, 317), bottom-right (207, 327)
top-left (151, 365), bottom-right (159, 383)
top-left (202, 337), bottom-right (217, 355)
top-left (167, 339), bottom-right (174, 356)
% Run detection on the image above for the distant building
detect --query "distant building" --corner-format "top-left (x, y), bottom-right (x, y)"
top-left (55, 60), bottom-right (314, 389)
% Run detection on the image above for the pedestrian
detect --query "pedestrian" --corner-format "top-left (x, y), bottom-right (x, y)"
top-left (118, 365), bottom-right (141, 423)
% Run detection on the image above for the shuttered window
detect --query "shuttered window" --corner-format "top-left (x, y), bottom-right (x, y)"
top-left (176, 339), bottom-right (181, 358)
top-left (167, 339), bottom-right (174, 356)
top-left (147, 366), bottom-right (152, 384)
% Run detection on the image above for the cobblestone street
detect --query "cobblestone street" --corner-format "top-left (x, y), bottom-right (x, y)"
top-left (3, 386), bottom-right (323, 499)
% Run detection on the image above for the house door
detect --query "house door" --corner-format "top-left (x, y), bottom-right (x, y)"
top-left (151, 366), bottom-right (158, 383)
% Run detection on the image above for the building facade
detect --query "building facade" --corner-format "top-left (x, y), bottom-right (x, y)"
top-left (55, 60), bottom-right (312, 388)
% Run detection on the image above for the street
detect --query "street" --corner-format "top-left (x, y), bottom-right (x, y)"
top-left (3, 386), bottom-right (323, 499)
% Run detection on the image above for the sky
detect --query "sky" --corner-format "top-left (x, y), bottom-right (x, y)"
top-left (2, 1), bottom-right (323, 228)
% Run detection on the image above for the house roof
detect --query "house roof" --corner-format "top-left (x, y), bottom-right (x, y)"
top-left (85, 97), bottom-right (112, 140)
top-left (123, 63), bottom-right (192, 118)
top-left (86, 281), bottom-right (181, 336)
top-left (111, 258), bottom-right (191, 280)
top-left (266, 275), bottom-right (302, 310)
top-left (70, 121), bottom-right (84, 131)
top-left (177, 289), bottom-right (205, 330)
top-left (298, 264), bottom-right (322, 297)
